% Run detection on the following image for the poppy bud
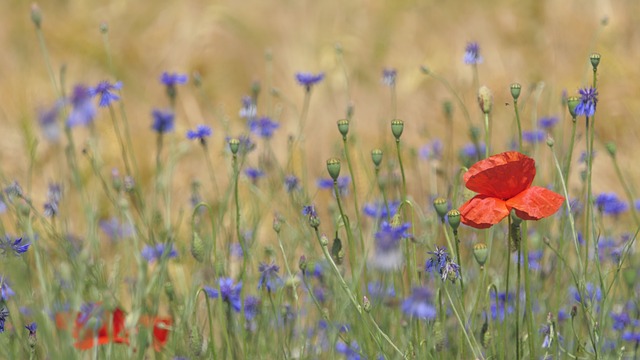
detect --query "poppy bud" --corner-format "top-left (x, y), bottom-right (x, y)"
top-left (510, 83), bottom-right (521, 101)
top-left (309, 216), bottom-right (320, 229)
top-left (326, 158), bottom-right (341, 181)
top-left (228, 138), bottom-right (240, 155)
top-left (363, 296), bottom-right (371, 313)
top-left (433, 197), bottom-right (449, 220)
top-left (477, 86), bottom-right (493, 114)
top-left (371, 149), bottom-right (383, 167)
top-left (30, 4), bottom-right (42, 28)
top-left (320, 234), bottom-right (329, 247)
top-left (447, 209), bottom-right (461, 231)
top-left (473, 243), bottom-right (488, 267)
top-left (590, 53), bottom-right (601, 71)
top-left (391, 119), bottom-right (404, 140)
top-left (190, 232), bottom-right (205, 263)
top-left (605, 142), bottom-right (616, 157)
top-left (546, 135), bottom-right (555, 148)
top-left (337, 119), bottom-right (349, 138)
top-left (567, 96), bottom-right (580, 118)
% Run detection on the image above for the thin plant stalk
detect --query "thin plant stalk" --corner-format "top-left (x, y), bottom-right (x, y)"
top-left (522, 221), bottom-right (536, 359)
top-left (342, 136), bottom-right (365, 253)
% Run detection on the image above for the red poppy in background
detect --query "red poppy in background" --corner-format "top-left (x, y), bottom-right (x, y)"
top-left (458, 151), bottom-right (564, 229)
top-left (140, 315), bottom-right (173, 352)
top-left (73, 306), bottom-right (129, 349)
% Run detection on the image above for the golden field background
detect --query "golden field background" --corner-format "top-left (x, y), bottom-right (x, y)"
top-left (1, 0), bottom-right (640, 210)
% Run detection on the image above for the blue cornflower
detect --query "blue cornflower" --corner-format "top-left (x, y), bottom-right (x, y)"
top-left (363, 200), bottom-right (400, 219)
top-left (78, 302), bottom-right (104, 330)
top-left (538, 116), bottom-right (559, 130)
top-left (464, 42), bottom-right (483, 65)
top-left (302, 205), bottom-right (317, 217)
top-left (204, 277), bottom-right (243, 312)
top-left (1, 236), bottom-right (30, 256)
top-left (258, 261), bottom-right (282, 292)
top-left (99, 217), bottom-right (133, 241)
top-left (575, 87), bottom-right (598, 117)
top-left (239, 96), bottom-right (257, 119)
top-left (160, 72), bottom-right (188, 90)
top-left (43, 183), bottom-right (62, 218)
top-left (1, 277), bottom-right (15, 301)
top-left (295, 72), bottom-right (324, 90)
top-left (38, 100), bottom-right (63, 141)
top-left (382, 68), bottom-right (397, 87)
top-left (522, 130), bottom-right (546, 144)
top-left (336, 340), bottom-right (362, 360)
top-left (372, 220), bottom-right (410, 271)
top-left (513, 249), bottom-right (543, 271)
top-left (25, 322), bottom-right (37, 336)
top-left (490, 292), bottom-right (515, 322)
top-left (0, 306), bottom-right (9, 333)
top-left (611, 311), bottom-right (630, 331)
top-left (539, 323), bottom-right (562, 349)
top-left (249, 117), bottom-right (279, 139)
top-left (594, 193), bottom-right (628, 216)
top-left (141, 243), bottom-right (178, 262)
top-left (578, 150), bottom-right (596, 164)
top-left (244, 296), bottom-right (260, 321)
top-left (419, 139), bottom-right (443, 160)
top-left (67, 84), bottom-right (96, 127)
top-left (284, 175), bottom-right (300, 193)
top-left (244, 167), bottom-right (265, 181)
top-left (622, 331), bottom-right (640, 342)
top-left (151, 109), bottom-right (175, 134)
top-left (186, 125), bottom-right (212, 143)
top-left (460, 142), bottom-right (486, 159)
top-left (317, 176), bottom-right (350, 196)
top-left (425, 246), bottom-right (460, 283)
top-left (571, 283), bottom-right (601, 305)
top-left (402, 287), bottom-right (437, 320)
top-left (367, 282), bottom-right (396, 300)
top-left (90, 80), bottom-right (122, 107)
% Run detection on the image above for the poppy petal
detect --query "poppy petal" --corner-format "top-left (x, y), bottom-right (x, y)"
top-left (506, 186), bottom-right (565, 220)
top-left (464, 151), bottom-right (536, 199)
top-left (459, 194), bottom-right (510, 229)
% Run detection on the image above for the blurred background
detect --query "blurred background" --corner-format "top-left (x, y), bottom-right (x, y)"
top-left (1, 0), bottom-right (639, 209)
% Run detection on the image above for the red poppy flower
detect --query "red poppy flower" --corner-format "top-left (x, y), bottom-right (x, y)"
top-left (458, 151), bottom-right (564, 229)
top-left (73, 306), bottom-right (129, 349)
top-left (140, 315), bottom-right (172, 352)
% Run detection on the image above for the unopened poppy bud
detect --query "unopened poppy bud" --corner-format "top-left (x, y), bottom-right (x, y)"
top-left (337, 119), bottom-right (349, 138)
top-left (320, 234), bottom-right (329, 247)
top-left (567, 96), bottom-right (580, 118)
top-left (473, 243), bottom-right (488, 267)
top-left (363, 296), bottom-right (371, 313)
top-left (391, 119), bottom-right (404, 140)
top-left (298, 255), bottom-right (308, 273)
top-left (590, 53), bottom-right (601, 71)
top-left (447, 209), bottom-right (461, 231)
top-left (546, 135), bottom-right (555, 148)
top-left (477, 86), bottom-right (493, 114)
top-left (228, 138), bottom-right (240, 155)
top-left (326, 158), bottom-right (341, 181)
top-left (433, 197), bottom-right (449, 220)
top-left (30, 4), bottom-right (42, 28)
top-left (309, 216), bottom-right (320, 229)
top-left (510, 83), bottom-right (521, 101)
top-left (190, 232), bottom-right (205, 263)
top-left (371, 149), bottom-right (383, 167)
top-left (605, 142), bottom-right (616, 157)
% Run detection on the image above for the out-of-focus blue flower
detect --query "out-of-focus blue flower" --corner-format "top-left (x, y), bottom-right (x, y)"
top-left (160, 72), bottom-right (188, 88)
top-left (317, 177), bottom-right (350, 196)
top-left (0, 306), bottom-right (9, 333)
top-left (25, 322), bottom-right (37, 336)
top-left (594, 193), bottom-right (628, 216)
top-left (239, 96), bottom-right (257, 119)
top-left (244, 167), bottom-right (265, 181)
top-left (513, 249), bottom-right (543, 271)
top-left (382, 68), bottom-right (397, 87)
top-left (43, 183), bottom-right (62, 218)
top-left (186, 125), bottom-right (212, 143)
top-left (538, 116), bottom-right (559, 130)
top-left (490, 292), bottom-right (515, 322)
top-left (244, 295), bottom-right (260, 321)
top-left (204, 278), bottom-right (243, 312)
top-left (336, 340), bottom-right (362, 360)
top-left (0, 198), bottom-right (5, 214)
top-left (371, 220), bottom-right (410, 271)
top-left (611, 311), bottom-right (630, 331)
top-left (578, 150), bottom-right (596, 164)
top-left (460, 142), bottom-right (486, 163)
top-left (571, 283), bottom-right (601, 306)
top-left (284, 175), bottom-right (300, 193)
top-left (302, 205), bottom-right (317, 218)
top-left (141, 243), bottom-right (178, 262)
top-left (0, 236), bottom-right (30, 256)
top-left (419, 139), bottom-right (443, 160)
top-left (1, 277), bottom-right (15, 301)
top-left (67, 85), bottom-right (96, 127)
top-left (99, 217), bottom-right (134, 241)
top-left (575, 87), bottom-right (598, 117)
top-left (295, 72), bottom-right (324, 90)
top-left (38, 100), bottom-right (63, 141)
top-left (249, 117), bottom-right (279, 139)
top-left (151, 109), bottom-right (175, 134)
top-left (258, 261), bottom-right (282, 292)
top-left (425, 246), bottom-right (460, 283)
top-left (557, 309), bottom-right (569, 322)
top-left (78, 302), bottom-right (104, 330)
top-left (522, 130), bottom-right (546, 144)
top-left (363, 200), bottom-right (400, 219)
top-left (402, 287), bottom-right (437, 320)
top-left (464, 42), bottom-right (483, 65)
top-left (90, 80), bottom-right (122, 107)
top-left (622, 331), bottom-right (640, 342)
top-left (367, 282), bottom-right (396, 300)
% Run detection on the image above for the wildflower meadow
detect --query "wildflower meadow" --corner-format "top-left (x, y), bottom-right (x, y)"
top-left (2, 1), bottom-right (640, 359)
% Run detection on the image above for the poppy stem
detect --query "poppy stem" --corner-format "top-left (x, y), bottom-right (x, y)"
top-left (522, 221), bottom-right (537, 359)
top-left (483, 113), bottom-right (490, 158)
top-left (513, 98), bottom-right (523, 153)
top-left (504, 222), bottom-right (512, 360)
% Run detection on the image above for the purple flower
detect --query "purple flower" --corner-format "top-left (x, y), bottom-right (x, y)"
top-left (302, 205), bottom-right (317, 217)
top-left (611, 311), bottom-right (630, 331)
top-left (622, 331), bottom-right (640, 342)
top-left (538, 116), bottom-right (559, 130)
top-left (402, 287), bottom-right (437, 320)
top-left (78, 302), bottom-right (104, 330)
top-left (284, 175), bottom-right (300, 193)
top-left (419, 139), bottom-right (443, 160)
top-left (67, 85), bottom-right (96, 127)
top-left (382, 68), bottom-right (397, 87)
top-left (367, 282), bottom-right (396, 300)
top-left (336, 340), bottom-right (362, 360)
top-left (90, 80), bottom-right (122, 107)
top-left (1, 277), bottom-right (15, 301)
top-left (160, 72), bottom-right (188, 89)
top-left (0, 306), bottom-right (9, 333)
top-left (571, 283), bottom-right (601, 305)
top-left (594, 193), bottom-right (628, 216)
top-left (43, 183), bottom-right (62, 218)
top-left (244, 167), bottom-right (265, 182)
top-left (204, 278), bottom-right (243, 312)
top-left (490, 292), bottom-right (515, 322)
top-left (460, 142), bottom-right (486, 160)
top-left (317, 177), bottom-right (350, 196)
top-left (295, 72), bottom-right (324, 90)
top-left (425, 246), bottom-right (460, 283)
top-left (100, 217), bottom-right (133, 241)
top-left (244, 296), bottom-right (260, 321)
top-left (249, 117), bottom-right (279, 139)
top-left (25, 322), bottom-right (37, 336)
top-left (0, 236), bottom-right (30, 256)
top-left (239, 96), bottom-right (257, 119)
top-left (372, 221), bottom-right (410, 271)
top-left (186, 125), bottom-right (212, 143)
top-left (38, 101), bottom-right (63, 141)
top-left (464, 42), bottom-right (483, 65)
top-left (513, 249), bottom-right (543, 271)
top-left (141, 243), bottom-right (178, 262)
top-left (575, 87), bottom-right (598, 117)
top-left (363, 200), bottom-right (400, 219)
top-left (258, 262), bottom-right (282, 292)
top-left (522, 130), bottom-right (546, 144)
top-left (151, 109), bottom-right (175, 133)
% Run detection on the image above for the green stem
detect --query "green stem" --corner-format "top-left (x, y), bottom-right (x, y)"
top-left (504, 220), bottom-right (512, 360)
top-left (483, 113), bottom-right (490, 158)
top-left (342, 136), bottom-right (365, 253)
top-left (192, 202), bottom-right (218, 265)
top-left (332, 180), bottom-right (359, 297)
top-left (444, 285), bottom-right (484, 360)
top-left (514, 99), bottom-right (523, 152)
top-left (421, 68), bottom-right (473, 127)
top-left (232, 154), bottom-right (248, 281)
top-left (196, 288), bottom-right (217, 359)
top-left (522, 222), bottom-right (536, 359)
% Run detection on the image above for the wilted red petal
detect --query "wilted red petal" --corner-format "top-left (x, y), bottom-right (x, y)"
top-left (464, 151), bottom-right (536, 200)
top-left (506, 186), bottom-right (565, 220)
top-left (459, 194), bottom-right (510, 229)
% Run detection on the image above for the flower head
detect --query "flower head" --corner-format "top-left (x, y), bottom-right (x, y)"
top-left (0, 306), bottom-right (9, 333)
top-left (538, 116), bottom-right (559, 130)
top-left (25, 322), bottom-right (37, 336)
top-left (295, 72), bottom-right (324, 90)
top-left (239, 96), bottom-right (257, 119)
top-left (371, 220), bottom-right (411, 271)
top-left (151, 109), bottom-right (175, 134)
top-left (336, 340), bottom-right (362, 360)
top-left (244, 296), bottom-right (260, 321)
top-left (204, 278), bottom-right (243, 312)
top-left (522, 130), bottom-right (546, 144)
top-left (425, 246), bottom-right (460, 283)
top-left (363, 200), bottom-right (400, 219)
top-left (402, 287), bottom-right (436, 320)
top-left (284, 175), bottom-right (300, 193)
top-left (249, 117), bottom-right (279, 139)
top-left (99, 217), bottom-right (134, 241)
top-left (382, 68), bottom-right (397, 87)
top-left (67, 85), bottom-right (96, 127)
top-left (186, 125), bottom-right (212, 143)
top-left (464, 42), bottom-right (483, 65)
top-left (458, 151), bottom-right (565, 229)
top-left (419, 139), bottom-right (443, 160)
top-left (594, 193), bottom-right (628, 216)
top-left (141, 243), bottom-right (178, 263)
top-left (43, 183), bottom-right (62, 218)
top-left (38, 100), bottom-right (63, 141)
top-left (0, 236), bottom-right (30, 256)
top-left (90, 81), bottom-right (122, 107)
top-left (244, 167), bottom-right (265, 182)
top-left (258, 261), bottom-right (282, 292)
top-left (1, 277), bottom-right (15, 301)
top-left (317, 176), bottom-right (350, 196)
top-left (74, 304), bottom-right (128, 349)
top-left (575, 87), bottom-right (598, 117)
top-left (160, 72), bottom-right (188, 88)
